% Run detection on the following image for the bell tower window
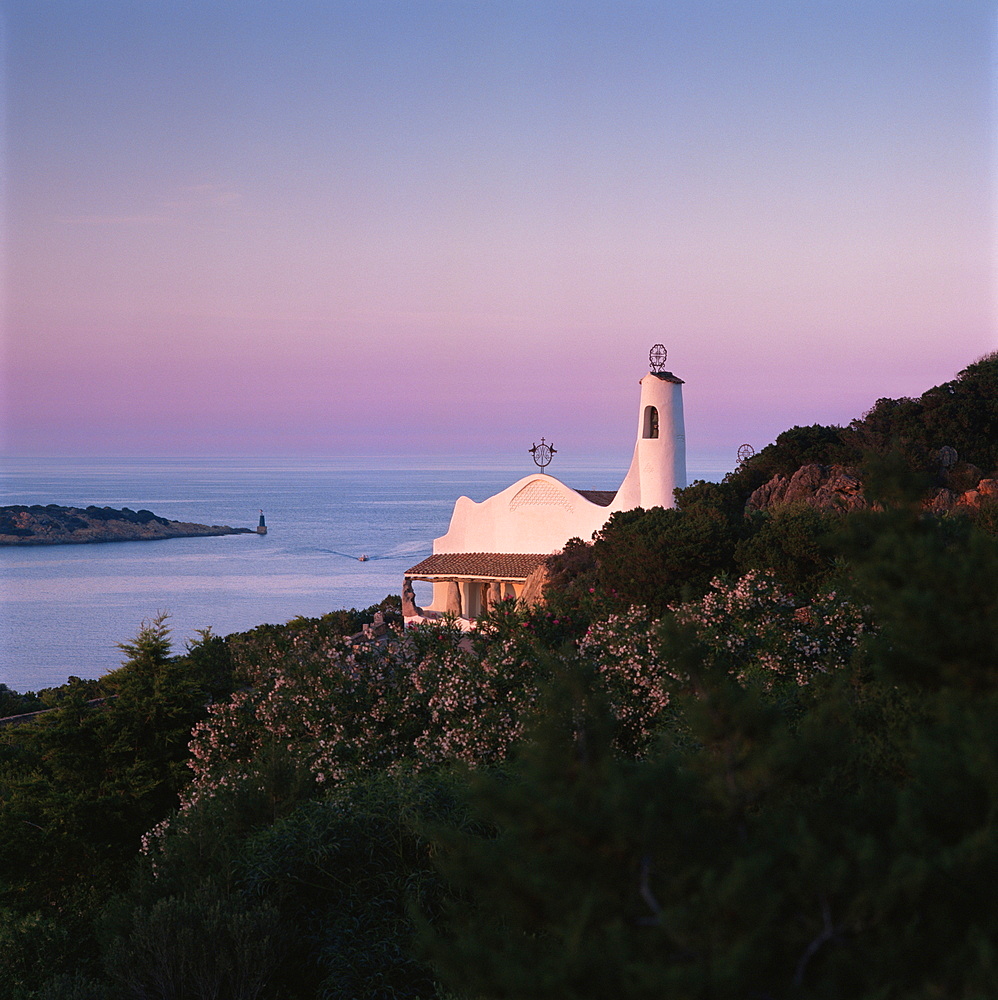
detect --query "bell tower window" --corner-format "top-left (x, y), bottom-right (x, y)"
top-left (643, 405), bottom-right (659, 439)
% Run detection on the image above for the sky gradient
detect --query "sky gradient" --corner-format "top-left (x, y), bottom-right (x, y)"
top-left (2, 1), bottom-right (995, 470)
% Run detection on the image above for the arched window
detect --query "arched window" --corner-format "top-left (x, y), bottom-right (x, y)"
top-left (643, 405), bottom-right (659, 439)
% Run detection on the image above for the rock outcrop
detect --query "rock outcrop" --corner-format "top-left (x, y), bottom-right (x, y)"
top-left (0, 505), bottom-right (253, 546)
top-left (519, 561), bottom-right (552, 607)
top-left (401, 578), bottom-right (423, 617)
top-left (747, 465), bottom-right (866, 513)
top-left (747, 465), bottom-right (998, 516)
top-left (929, 478), bottom-right (998, 515)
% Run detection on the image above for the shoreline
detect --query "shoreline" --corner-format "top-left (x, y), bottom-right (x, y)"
top-left (0, 504), bottom-right (255, 547)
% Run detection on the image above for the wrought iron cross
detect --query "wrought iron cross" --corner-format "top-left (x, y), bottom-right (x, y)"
top-left (530, 437), bottom-right (556, 470)
top-left (649, 344), bottom-right (668, 372)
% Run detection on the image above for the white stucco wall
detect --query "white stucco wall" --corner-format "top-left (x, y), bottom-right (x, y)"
top-left (434, 474), bottom-right (614, 554)
top-left (417, 366), bottom-right (687, 617)
top-left (433, 369), bottom-right (687, 558)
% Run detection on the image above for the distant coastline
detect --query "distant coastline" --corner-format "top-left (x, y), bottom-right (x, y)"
top-left (0, 504), bottom-right (255, 546)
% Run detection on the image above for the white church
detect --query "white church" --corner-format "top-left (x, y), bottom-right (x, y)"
top-left (403, 346), bottom-right (686, 623)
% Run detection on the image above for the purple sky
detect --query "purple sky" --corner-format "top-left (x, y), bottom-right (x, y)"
top-left (1, 2), bottom-right (994, 470)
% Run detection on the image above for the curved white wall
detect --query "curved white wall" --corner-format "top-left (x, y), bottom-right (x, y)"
top-left (435, 474), bottom-right (613, 554)
top-left (431, 368), bottom-right (687, 558)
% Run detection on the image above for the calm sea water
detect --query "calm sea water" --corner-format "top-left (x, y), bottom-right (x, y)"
top-left (0, 455), bottom-right (727, 693)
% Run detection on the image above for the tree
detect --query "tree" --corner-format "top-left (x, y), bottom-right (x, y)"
top-left (417, 655), bottom-right (998, 997)
top-left (735, 502), bottom-right (837, 597)
top-left (0, 684), bottom-right (43, 718)
top-left (844, 352), bottom-right (998, 478)
top-left (101, 616), bottom-right (221, 824)
top-left (103, 884), bottom-right (285, 1000)
top-left (0, 619), bottom-right (232, 996)
top-left (840, 505), bottom-right (998, 693)
top-left (592, 503), bottom-right (739, 613)
top-left (416, 655), bottom-right (899, 999)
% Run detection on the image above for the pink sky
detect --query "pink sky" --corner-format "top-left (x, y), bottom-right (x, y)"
top-left (2, 2), bottom-right (994, 471)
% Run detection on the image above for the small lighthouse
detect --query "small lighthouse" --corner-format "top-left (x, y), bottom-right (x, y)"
top-left (256, 510), bottom-right (267, 535)
top-left (613, 344), bottom-right (687, 511)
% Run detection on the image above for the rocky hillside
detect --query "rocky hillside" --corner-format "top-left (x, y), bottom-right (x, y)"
top-left (747, 463), bottom-right (998, 515)
top-left (0, 505), bottom-right (253, 546)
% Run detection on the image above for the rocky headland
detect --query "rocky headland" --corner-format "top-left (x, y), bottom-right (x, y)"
top-left (0, 504), bottom-right (255, 546)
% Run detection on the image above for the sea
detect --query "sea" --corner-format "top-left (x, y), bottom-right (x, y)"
top-left (0, 455), bottom-right (728, 693)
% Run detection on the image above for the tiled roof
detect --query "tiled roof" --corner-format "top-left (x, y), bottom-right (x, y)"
top-left (405, 552), bottom-right (549, 580)
top-left (574, 489), bottom-right (617, 507)
top-left (650, 370), bottom-right (684, 384)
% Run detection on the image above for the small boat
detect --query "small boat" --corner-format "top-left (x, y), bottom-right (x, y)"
top-left (358, 554), bottom-right (369, 562)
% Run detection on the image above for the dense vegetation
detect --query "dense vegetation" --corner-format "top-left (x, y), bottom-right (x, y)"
top-left (0, 505), bottom-right (253, 546)
top-left (723, 350), bottom-right (998, 496)
top-left (2, 355), bottom-right (998, 998)
top-left (0, 506), bottom-right (171, 539)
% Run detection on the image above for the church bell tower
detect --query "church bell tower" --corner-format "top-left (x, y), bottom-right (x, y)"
top-left (613, 345), bottom-right (687, 511)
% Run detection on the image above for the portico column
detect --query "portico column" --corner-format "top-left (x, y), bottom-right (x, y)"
top-left (443, 580), bottom-right (462, 615)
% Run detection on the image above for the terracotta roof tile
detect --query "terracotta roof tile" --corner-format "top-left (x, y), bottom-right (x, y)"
top-left (405, 552), bottom-right (549, 580)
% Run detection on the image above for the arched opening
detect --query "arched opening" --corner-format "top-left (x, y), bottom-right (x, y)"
top-left (643, 405), bottom-right (659, 439)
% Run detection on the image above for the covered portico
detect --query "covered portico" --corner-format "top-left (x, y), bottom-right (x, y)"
top-left (403, 552), bottom-right (548, 620)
